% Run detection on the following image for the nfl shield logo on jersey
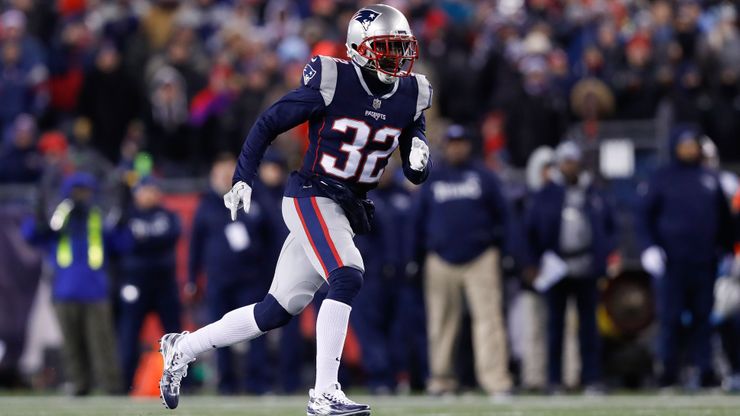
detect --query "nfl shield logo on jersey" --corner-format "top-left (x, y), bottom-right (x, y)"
top-left (372, 98), bottom-right (382, 110)
top-left (303, 64), bottom-right (317, 85)
top-left (353, 9), bottom-right (382, 31)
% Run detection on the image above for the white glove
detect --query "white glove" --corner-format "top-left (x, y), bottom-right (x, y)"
top-left (223, 181), bottom-right (252, 221)
top-left (641, 245), bottom-right (666, 278)
top-left (409, 137), bottom-right (429, 171)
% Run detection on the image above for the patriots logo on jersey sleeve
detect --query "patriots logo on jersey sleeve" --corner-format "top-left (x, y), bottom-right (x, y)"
top-left (303, 63), bottom-right (317, 85)
top-left (353, 9), bottom-right (382, 31)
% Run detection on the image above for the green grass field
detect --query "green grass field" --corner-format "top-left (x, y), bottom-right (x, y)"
top-left (2, 395), bottom-right (740, 416)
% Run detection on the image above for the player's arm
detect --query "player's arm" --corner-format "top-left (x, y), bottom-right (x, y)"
top-left (399, 113), bottom-right (431, 184)
top-left (225, 57), bottom-right (330, 220)
top-left (232, 89), bottom-right (324, 186)
top-left (399, 74), bottom-right (433, 184)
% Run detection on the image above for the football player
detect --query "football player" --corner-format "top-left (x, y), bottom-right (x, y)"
top-left (158, 4), bottom-right (432, 415)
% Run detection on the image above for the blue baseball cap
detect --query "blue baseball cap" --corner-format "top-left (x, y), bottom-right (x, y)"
top-left (445, 124), bottom-right (468, 141)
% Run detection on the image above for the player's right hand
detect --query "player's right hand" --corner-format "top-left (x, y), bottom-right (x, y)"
top-left (223, 181), bottom-right (252, 220)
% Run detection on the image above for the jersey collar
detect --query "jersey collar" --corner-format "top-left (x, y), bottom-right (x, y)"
top-left (352, 63), bottom-right (399, 99)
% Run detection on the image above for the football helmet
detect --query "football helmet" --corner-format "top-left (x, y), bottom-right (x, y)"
top-left (346, 4), bottom-right (418, 84)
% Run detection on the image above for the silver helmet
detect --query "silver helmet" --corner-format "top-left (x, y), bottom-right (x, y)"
top-left (346, 4), bottom-right (418, 84)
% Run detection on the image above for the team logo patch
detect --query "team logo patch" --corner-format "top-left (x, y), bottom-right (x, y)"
top-left (372, 98), bottom-right (382, 109)
top-left (303, 64), bottom-right (317, 85)
top-left (353, 9), bottom-right (382, 31)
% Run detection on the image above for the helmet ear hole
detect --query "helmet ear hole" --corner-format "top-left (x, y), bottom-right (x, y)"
top-left (351, 43), bottom-right (358, 51)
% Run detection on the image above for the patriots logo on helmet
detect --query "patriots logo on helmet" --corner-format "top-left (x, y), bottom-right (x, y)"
top-left (353, 9), bottom-right (382, 31)
top-left (303, 63), bottom-right (317, 85)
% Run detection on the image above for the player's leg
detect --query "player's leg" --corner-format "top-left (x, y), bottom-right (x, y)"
top-left (175, 234), bottom-right (321, 358)
top-left (159, 232), bottom-right (323, 409)
top-left (284, 196), bottom-right (371, 415)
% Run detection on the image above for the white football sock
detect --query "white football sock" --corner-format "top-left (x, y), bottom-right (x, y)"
top-left (314, 299), bottom-right (352, 392)
top-left (177, 304), bottom-right (264, 361)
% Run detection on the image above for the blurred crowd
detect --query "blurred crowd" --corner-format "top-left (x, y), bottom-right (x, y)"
top-left (1, 0), bottom-right (740, 399)
top-left (0, 0), bottom-right (740, 180)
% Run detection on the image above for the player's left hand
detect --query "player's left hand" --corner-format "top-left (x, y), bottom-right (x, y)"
top-left (409, 137), bottom-right (429, 171)
top-left (223, 181), bottom-right (252, 220)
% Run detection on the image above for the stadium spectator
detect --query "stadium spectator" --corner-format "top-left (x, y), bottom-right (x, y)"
top-left (612, 34), bottom-right (659, 120)
top-left (697, 4), bottom-right (740, 88)
top-left (140, 0), bottom-right (181, 52)
top-left (502, 55), bottom-right (568, 168)
top-left (412, 125), bottom-right (512, 397)
top-left (525, 141), bottom-right (617, 393)
top-left (187, 154), bottom-right (273, 394)
top-left (0, 39), bottom-right (46, 133)
top-left (77, 42), bottom-right (139, 163)
top-left (0, 9), bottom-right (45, 69)
top-left (46, 15), bottom-right (91, 117)
top-left (144, 65), bottom-right (193, 175)
top-left (188, 62), bottom-right (238, 164)
top-left (21, 173), bottom-right (122, 395)
top-left (36, 130), bottom-right (78, 213)
top-left (144, 33), bottom-right (207, 102)
top-left (94, 0), bottom-right (141, 55)
top-left (67, 117), bottom-right (115, 184)
top-left (113, 176), bottom-right (182, 391)
top-left (0, 114), bottom-right (41, 184)
top-left (638, 125), bottom-right (735, 389)
top-left (699, 5), bottom-right (740, 163)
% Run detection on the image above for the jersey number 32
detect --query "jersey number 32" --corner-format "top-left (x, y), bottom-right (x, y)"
top-left (320, 118), bottom-right (400, 184)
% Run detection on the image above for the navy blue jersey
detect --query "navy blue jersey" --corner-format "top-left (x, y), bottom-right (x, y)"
top-left (234, 55), bottom-right (432, 197)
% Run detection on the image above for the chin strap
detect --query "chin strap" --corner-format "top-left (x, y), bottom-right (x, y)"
top-left (354, 59), bottom-right (397, 86)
